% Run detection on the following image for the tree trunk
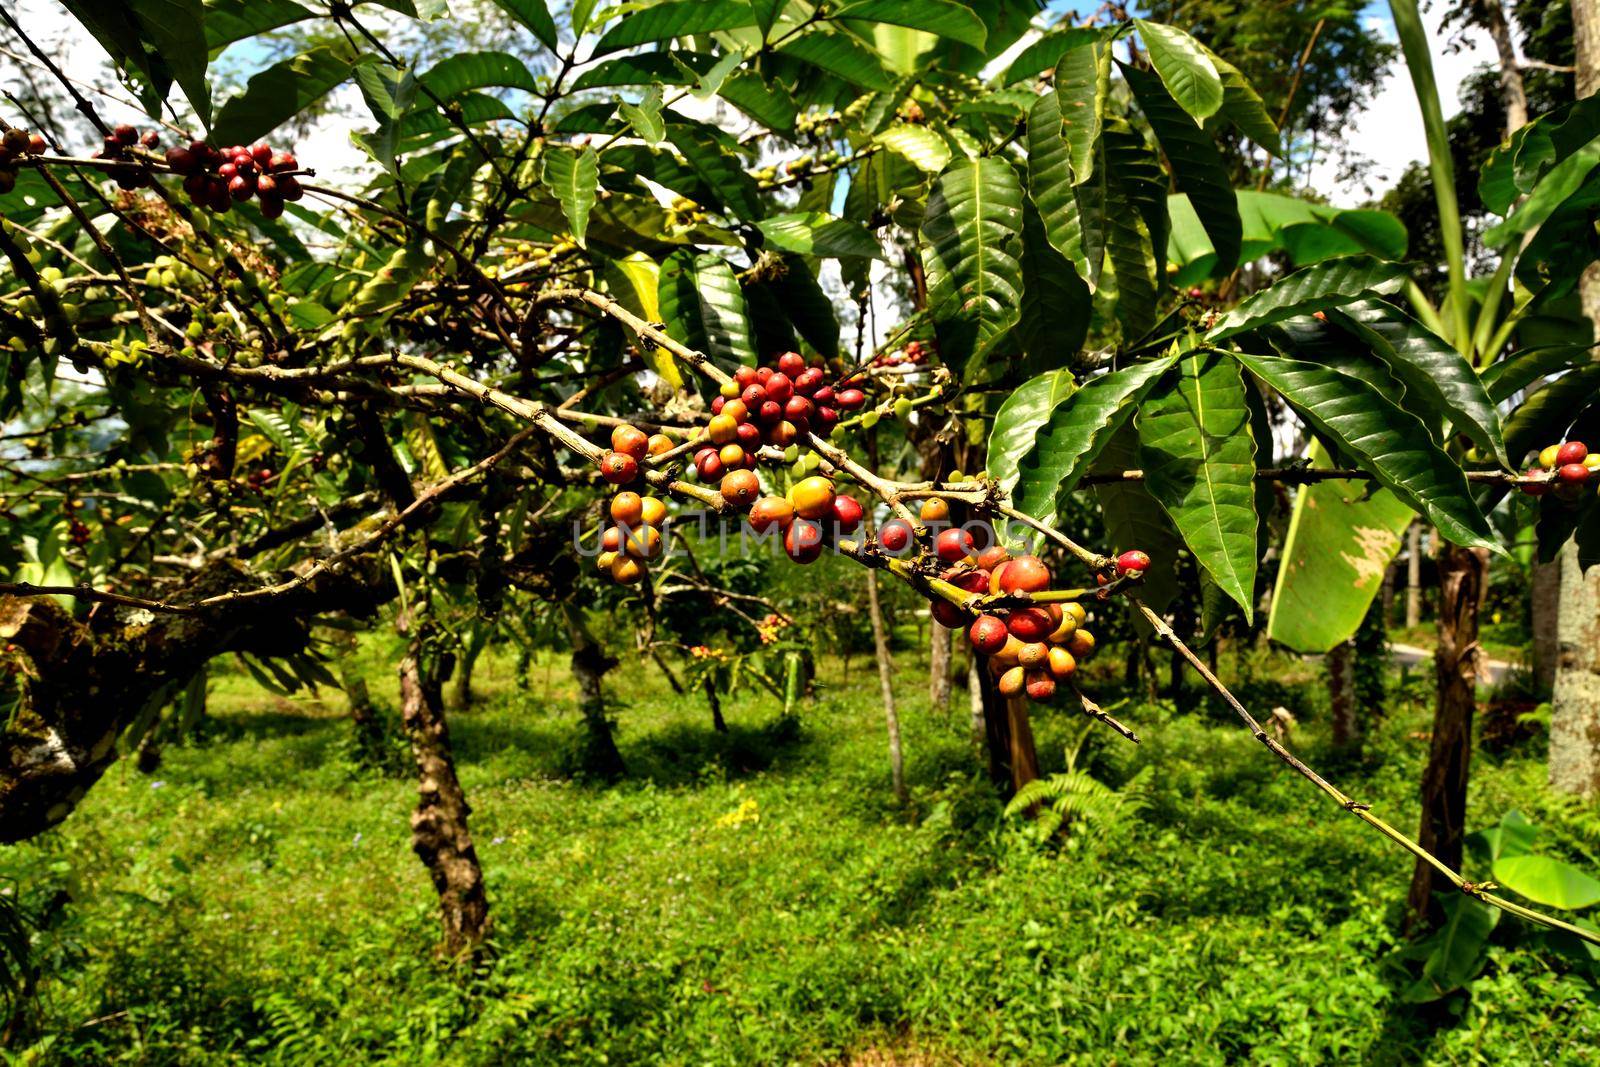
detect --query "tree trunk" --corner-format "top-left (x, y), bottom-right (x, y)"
top-left (452, 625), bottom-right (488, 709)
top-left (1405, 521), bottom-right (1422, 629)
top-left (341, 660), bottom-right (388, 764)
top-left (977, 664), bottom-right (1040, 795)
top-left (1327, 639), bottom-right (1357, 747)
top-left (702, 674), bottom-right (728, 734)
top-left (865, 562), bottom-right (907, 804)
top-left (398, 629), bottom-right (490, 960)
top-left (562, 605), bottom-right (625, 780)
top-left (1551, 529), bottom-right (1600, 795)
top-left (1479, 0), bottom-right (1529, 131)
top-left (967, 653), bottom-right (985, 745)
top-left (1532, 556), bottom-right (1562, 695)
top-left (930, 621), bottom-right (952, 713)
top-left (1550, 0), bottom-right (1600, 794)
top-left (1408, 545), bottom-right (1490, 924)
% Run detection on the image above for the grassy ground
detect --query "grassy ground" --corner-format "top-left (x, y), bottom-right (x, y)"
top-left (2, 635), bottom-right (1599, 1064)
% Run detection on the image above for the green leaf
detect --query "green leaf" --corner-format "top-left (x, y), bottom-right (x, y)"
top-left (346, 243), bottom-right (432, 320)
top-left (1010, 356), bottom-right (1179, 524)
top-left (1102, 125), bottom-right (1164, 338)
top-left (1136, 351), bottom-right (1258, 618)
top-left (204, 0), bottom-right (316, 52)
top-left (757, 212), bottom-right (884, 259)
top-left (618, 86), bottom-right (665, 144)
top-left (353, 63), bottom-right (418, 175)
top-left (601, 253), bottom-right (682, 388)
top-left (1330, 298), bottom-right (1508, 468)
top-left (1025, 90), bottom-right (1091, 279)
top-left (986, 369), bottom-right (1076, 499)
top-left (1267, 441), bottom-right (1413, 652)
top-left (593, 0), bottom-right (757, 55)
top-left (777, 27), bottom-right (894, 91)
top-left (210, 45), bottom-right (360, 147)
top-left (1001, 25), bottom-right (1101, 85)
top-left (1503, 364), bottom-right (1600, 465)
top-left (418, 51), bottom-right (538, 99)
top-left (1134, 19), bottom-right (1222, 121)
top-left (919, 156), bottom-right (1025, 373)
top-left (658, 251), bottom-right (756, 370)
top-left (835, 0), bottom-right (986, 45)
top-left (1483, 132), bottom-right (1600, 248)
top-left (1015, 198), bottom-right (1090, 366)
top-left (719, 71), bottom-right (797, 132)
top-left (1205, 51), bottom-right (1279, 155)
top-left (769, 255), bottom-right (840, 359)
top-left (1208, 256), bottom-right (1408, 340)
top-left (1493, 855), bottom-right (1600, 909)
top-left (1167, 191), bottom-right (1407, 285)
top-left (1053, 43), bottom-right (1103, 185)
top-left (1482, 344), bottom-right (1594, 403)
top-left (574, 53), bottom-right (705, 91)
top-left (1403, 895), bottom-right (1497, 1002)
top-left (874, 124), bottom-right (951, 173)
top-left (129, 0), bottom-right (212, 122)
top-left (1093, 424), bottom-right (1182, 619)
top-left (1123, 62), bottom-right (1240, 273)
top-left (1467, 809), bottom-right (1539, 866)
top-left (1233, 352), bottom-right (1496, 550)
top-left (542, 146), bottom-right (599, 246)
top-left (487, 0), bottom-right (559, 51)
top-left (664, 123), bottom-right (762, 221)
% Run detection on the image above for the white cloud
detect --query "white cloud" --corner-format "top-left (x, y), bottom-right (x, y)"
top-left (1306, 8), bottom-right (1501, 205)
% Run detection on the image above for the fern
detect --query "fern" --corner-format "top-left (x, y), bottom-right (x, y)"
top-left (1005, 722), bottom-right (1150, 837)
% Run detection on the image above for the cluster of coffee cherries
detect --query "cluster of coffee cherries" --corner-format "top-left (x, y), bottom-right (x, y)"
top-left (163, 138), bottom-right (304, 218)
top-left (596, 487), bottom-right (671, 586)
top-left (1520, 439), bottom-right (1599, 501)
top-left (597, 421), bottom-right (675, 487)
top-left (871, 338), bottom-right (928, 369)
top-left (0, 126), bottom-right (47, 194)
top-left (744, 475), bottom-right (864, 564)
top-left (691, 351), bottom-right (869, 491)
top-left (90, 123), bottom-right (163, 189)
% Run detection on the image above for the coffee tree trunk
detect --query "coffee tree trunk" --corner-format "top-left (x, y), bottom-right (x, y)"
top-left (1405, 521), bottom-right (1422, 628)
top-left (1327, 639), bottom-right (1357, 748)
top-left (452, 624), bottom-right (488, 709)
top-left (398, 632), bottom-right (490, 960)
top-left (1532, 558), bottom-right (1561, 695)
top-left (562, 605), bottom-right (625, 780)
top-left (865, 562), bottom-right (907, 804)
top-left (967, 654), bottom-right (985, 745)
top-left (1549, 0), bottom-right (1600, 794)
top-left (930, 622), bottom-right (953, 713)
top-left (1408, 545), bottom-right (1490, 922)
top-left (702, 675), bottom-right (728, 734)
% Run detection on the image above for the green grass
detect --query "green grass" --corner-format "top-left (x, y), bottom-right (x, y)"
top-left (3, 636), bottom-right (1599, 1065)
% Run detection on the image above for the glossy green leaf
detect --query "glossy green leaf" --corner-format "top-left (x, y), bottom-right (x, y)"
top-left (1493, 855), bottom-right (1600, 909)
top-left (487, 0), bottom-right (559, 51)
top-left (769, 256), bottom-right (840, 359)
top-left (618, 85), bottom-right (665, 144)
top-left (919, 156), bottom-right (1025, 373)
top-left (204, 0), bottom-right (316, 51)
top-left (1137, 351), bottom-right (1258, 617)
top-left (757, 212), bottom-right (884, 259)
top-left (835, 0), bottom-right (986, 45)
top-left (1479, 96), bottom-right (1600, 215)
top-left (1483, 132), bottom-right (1600, 248)
top-left (1331, 299), bottom-right (1507, 468)
top-left (778, 27), bottom-right (894, 91)
top-left (1264, 315), bottom-right (1408, 408)
top-left (1015, 198), bottom-right (1090, 366)
top-left (346, 243), bottom-right (432, 320)
top-left (1205, 51), bottom-right (1279, 155)
top-left (1123, 63), bottom-right (1240, 273)
top-left (1483, 344), bottom-right (1594, 403)
top-left (210, 45), bottom-right (360, 147)
top-left (874, 124), bottom-right (951, 173)
top-left (658, 251), bottom-right (756, 370)
top-left (1503, 364), bottom-right (1600, 465)
top-left (1208, 256), bottom-right (1407, 340)
top-left (1053, 43), bottom-right (1103, 185)
top-left (593, 0), bottom-right (757, 55)
top-left (418, 51), bottom-right (538, 99)
top-left (574, 53), bottom-right (705, 91)
top-left (1402, 895), bottom-right (1497, 1002)
top-left (1134, 19), bottom-right (1221, 120)
top-left (130, 0), bottom-right (211, 122)
top-left (1234, 352), bottom-right (1496, 550)
top-left (353, 64), bottom-right (418, 176)
top-left (1025, 90), bottom-right (1097, 285)
top-left (542, 146), bottom-right (599, 246)
top-left (1093, 424), bottom-right (1183, 619)
top-left (719, 71), bottom-right (797, 132)
top-left (1011, 356), bottom-right (1179, 524)
top-left (1167, 191), bottom-right (1407, 285)
top-left (987, 370), bottom-right (1076, 499)
top-left (1267, 440), bottom-right (1413, 652)
top-left (1467, 809), bottom-right (1539, 866)
top-left (1102, 126), bottom-right (1165, 338)
top-left (1001, 26), bottom-right (1100, 85)
top-left (664, 123), bottom-right (762, 221)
